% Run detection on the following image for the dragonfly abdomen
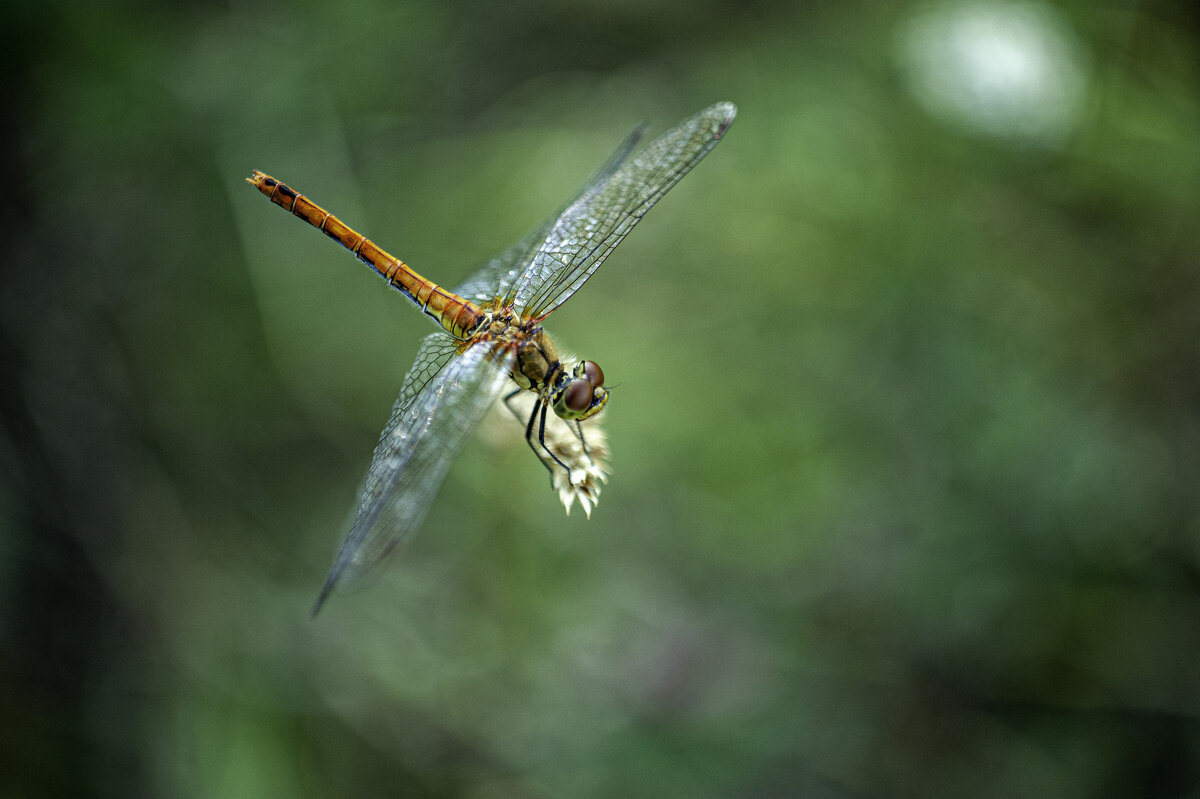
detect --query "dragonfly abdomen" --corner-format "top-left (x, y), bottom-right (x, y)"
top-left (248, 171), bottom-right (482, 338)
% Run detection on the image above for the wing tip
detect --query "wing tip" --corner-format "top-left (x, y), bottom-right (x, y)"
top-left (310, 570), bottom-right (340, 617)
top-left (708, 101), bottom-right (738, 139)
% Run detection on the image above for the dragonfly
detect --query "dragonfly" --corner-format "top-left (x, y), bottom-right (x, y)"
top-left (248, 101), bottom-right (736, 612)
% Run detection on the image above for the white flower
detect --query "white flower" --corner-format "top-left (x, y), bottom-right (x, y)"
top-left (486, 389), bottom-right (610, 517)
top-left (546, 420), bottom-right (609, 518)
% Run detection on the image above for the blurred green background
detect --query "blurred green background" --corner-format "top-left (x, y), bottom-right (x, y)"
top-left (4, 0), bottom-right (1200, 796)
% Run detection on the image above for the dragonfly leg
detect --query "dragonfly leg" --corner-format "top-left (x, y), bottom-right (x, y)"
top-left (510, 388), bottom-right (579, 485)
top-left (572, 419), bottom-right (592, 457)
top-left (521, 396), bottom-right (559, 481)
top-left (570, 419), bottom-right (599, 473)
top-left (502, 387), bottom-right (525, 422)
top-left (537, 401), bottom-right (579, 484)
top-left (520, 397), bottom-right (575, 484)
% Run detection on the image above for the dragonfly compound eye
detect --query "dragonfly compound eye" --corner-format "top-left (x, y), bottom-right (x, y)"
top-left (582, 360), bottom-right (604, 388)
top-left (563, 379), bottom-right (594, 413)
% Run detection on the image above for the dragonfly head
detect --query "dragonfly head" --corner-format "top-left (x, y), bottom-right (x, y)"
top-left (553, 360), bottom-right (607, 421)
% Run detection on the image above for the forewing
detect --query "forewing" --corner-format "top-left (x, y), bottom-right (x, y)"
top-left (451, 223), bottom-right (554, 307)
top-left (314, 333), bottom-right (514, 611)
top-left (452, 123), bottom-right (646, 305)
top-left (511, 101), bottom-right (737, 319)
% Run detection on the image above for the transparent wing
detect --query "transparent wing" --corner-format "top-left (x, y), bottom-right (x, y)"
top-left (451, 224), bottom-right (556, 307)
top-left (314, 333), bottom-right (514, 611)
top-left (452, 123), bottom-right (646, 306)
top-left (511, 101), bottom-right (737, 319)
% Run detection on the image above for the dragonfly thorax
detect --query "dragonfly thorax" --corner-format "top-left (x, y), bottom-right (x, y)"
top-left (499, 322), bottom-right (607, 422)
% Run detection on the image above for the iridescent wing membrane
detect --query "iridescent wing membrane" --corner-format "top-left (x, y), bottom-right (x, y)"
top-left (450, 125), bottom-right (644, 308)
top-left (316, 101), bottom-right (737, 610)
top-left (453, 101), bottom-right (736, 316)
top-left (510, 101), bottom-right (736, 319)
top-left (316, 336), bottom-right (513, 607)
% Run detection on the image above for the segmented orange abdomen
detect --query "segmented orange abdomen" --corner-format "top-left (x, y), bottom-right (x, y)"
top-left (247, 171), bottom-right (481, 339)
